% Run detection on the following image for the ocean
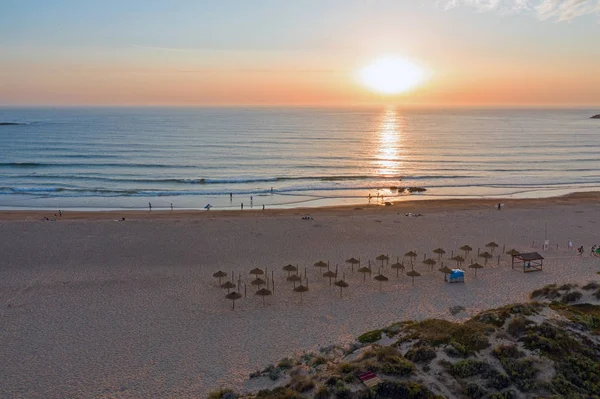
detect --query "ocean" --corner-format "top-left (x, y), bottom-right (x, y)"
top-left (0, 107), bottom-right (598, 210)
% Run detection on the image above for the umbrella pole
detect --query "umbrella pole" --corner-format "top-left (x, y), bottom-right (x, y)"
top-left (412, 276), bottom-right (415, 286)
top-left (340, 286), bottom-right (343, 298)
top-left (244, 284), bottom-right (247, 298)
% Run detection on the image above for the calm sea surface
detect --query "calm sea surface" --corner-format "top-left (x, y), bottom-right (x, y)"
top-left (0, 107), bottom-right (598, 210)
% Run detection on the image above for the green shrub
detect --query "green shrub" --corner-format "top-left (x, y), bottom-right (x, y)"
top-left (406, 319), bottom-right (491, 355)
top-left (314, 385), bottom-right (330, 399)
top-left (447, 359), bottom-right (490, 378)
top-left (256, 387), bottom-right (303, 399)
top-left (582, 282), bottom-right (599, 291)
top-left (277, 358), bottom-right (295, 369)
top-left (357, 329), bottom-right (382, 343)
top-left (507, 316), bottom-right (532, 337)
top-left (207, 389), bottom-right (237, 399)
top-left (531, 284), bottom-right (561, 300)
top-left (288, 375), bottom-right (314, 393)
top-left (484, 369), bottom-right (511, 390)
top-left (311, 355), bottom-right (328, 366)
top-left (463, 383), bottom-right (486, 398)
top-left (561, 291), bottom-right (582, 303)
top-left (498, 357), bottom-right (538, 391)
top-left (405, 345), bottom-right (437, 364)
top-left (373, 381), bottom-right (442, 399)
top-left (337, 362), bottom-right (356, 374)
top-left (493, 344), bottom-right (525, 359)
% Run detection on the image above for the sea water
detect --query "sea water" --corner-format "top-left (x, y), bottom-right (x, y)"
top-left (0, 107), bottom-right (598, 210)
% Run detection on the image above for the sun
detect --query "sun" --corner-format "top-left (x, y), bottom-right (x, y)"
top-left (359, 56), bottom-right (426, 95)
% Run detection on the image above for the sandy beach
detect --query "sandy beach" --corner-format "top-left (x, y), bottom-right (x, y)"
top-left (1, 193), bottom-right (599, 398)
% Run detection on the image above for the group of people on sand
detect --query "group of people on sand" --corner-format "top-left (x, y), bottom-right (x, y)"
top-left (43, 210), bottom-right (62, 221)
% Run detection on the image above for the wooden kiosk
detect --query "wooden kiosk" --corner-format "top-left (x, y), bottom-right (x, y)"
top-left (511, 252), bottom-right (544, 272)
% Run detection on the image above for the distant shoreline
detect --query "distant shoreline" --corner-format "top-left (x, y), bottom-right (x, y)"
top-left (1, 190), bottom-right (599, 221)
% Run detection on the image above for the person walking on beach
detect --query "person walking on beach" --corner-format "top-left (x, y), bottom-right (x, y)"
top-left (170, 203), bottom-right (173, 211)
top-left (230, 193), bottom-right (233, 201)
top-left (262, 204), bottom-right (265, 210)
top-left (58, 210), bottom-right (62, 217)
top-left (241, 203), bottom-right (243, 210)
top-left (149, 202), bottom-right (152, 211)
top-left (497, 203), bottom-right (501, 210)
top-left (568, 240), bottom-right (573, 250)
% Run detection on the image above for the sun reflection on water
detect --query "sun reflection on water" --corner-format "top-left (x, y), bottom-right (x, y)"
top-left (375, 108), bottom-right (405, 177)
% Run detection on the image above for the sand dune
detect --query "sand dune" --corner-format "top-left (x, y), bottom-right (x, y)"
top-left (0, 194), bottom-right (599, 398)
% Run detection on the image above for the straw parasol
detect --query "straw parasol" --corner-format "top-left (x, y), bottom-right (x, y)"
top-left (286, 274), bottom-right (301, 288)
top-left (460, 245), bottom-right (473, 258)
top-left (220, 281), bottom-right (236, 293)
top-left (373, 269), bottom-right (389, 292)
top-left (213, 270), bottom-right (227, 285)
top-left (433, 248), bottom-right (446, 260)
top-left (251, 277), bottom-right (266, 290)
top-left (439, 266), bottom-right (453, 281)
top-left (282, 264), bottom-right (297, 276)
top-left (225, 291), bottom-right (242, 310)
top-left (376, 254), bottom-right (389, 268)
top-left (323, 270), bottom-right (337, 286)
top-left (391, 257), bottom-right (405, 278)
top-left (357, 265), bottom-right (372, 282)
top-left (345, 257), bottom-right (360, 272)
top-left (469, 262), bottom-right (484, 277)
top-left (406, 268), bottom-right (421, 286)
top-left (450, 255), bottom-right (465, 267)
top-left (422, 258), bottom-right (437, 271)
top-left (314, 261), bottom-right (328, 269)
top-left (249, 268), bottom-right (264, 279)
top-left (486, 242), bottom-right (499, 255)
top-left (404, 251), bottom-right (418, 265)
top-left (479, 251), bottom-right (493, 265)
top-left (506, 249), bottom-right (520, 256)
top-left (255, 288), bottom-right (272, 306)
top-left (334, 273), bottom-right (349, 298)
top-left (293, 284), bottom-right (309, 303)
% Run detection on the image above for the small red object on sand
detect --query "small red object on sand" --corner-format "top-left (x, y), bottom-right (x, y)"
top-left (358, 371), bottom-right (382, 388)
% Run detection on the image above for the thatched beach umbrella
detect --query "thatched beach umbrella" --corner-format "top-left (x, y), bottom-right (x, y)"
top-left (323, 270), bottom-right (337, 286)
top-left (469, 262), bottom-right (484, 277)
top-left (506, 249), bottom-right (520, 256)
top-left (251, 278), bottom-right (266, 290)
top-left (451, 255), bottom-right (465, 267)
top-left (460, 245), bottom-right (473, 258)
top-left (314, 260), bottom-right (328, 269)
top-left (439, 266), bottom-right (453, 281)
top-left (334, 274), bottom-right (349, 298)
top-left (479, 251), bottom-right (493, 265)
top-left (373, 269), bottom-right (389, 292)
top-left (287, 274), bottom-right (301, 288)
top-left (220, 281), bottom-right (236, 293)
top-left (391, 257), bottom-right (405, 278)
top-left (225, 291), bottom-right (242, 310)
top-left (422, 258), bottom-right (437, 271)
top-left (357, 265), bottom-right (372, 282)
top-left (282, 264), bottom-right (297, 276)
top-left (406, 269), bottom-right (421, 286)
top-left (255, 287), bottom-right (272, 306)
top-left (433, 248), bottom-right (446, 260)
top-left (250, 268), bottom-right (264, 279)
top-left (376, 254), bottom-right (389, 268)
top-left (486, 242), bottom-right (499, 255)
top-left (293, 284), bottom-right (309, 303)
top-left (213, 270), bottom-right (227, 285)
top-left (345, 257), bottom-right (360, 272)
top-left (404, 251), bottom-right (418, 265)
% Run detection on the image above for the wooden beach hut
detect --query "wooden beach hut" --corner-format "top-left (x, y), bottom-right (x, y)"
top-left (511, 252), bottom-right (544, 272)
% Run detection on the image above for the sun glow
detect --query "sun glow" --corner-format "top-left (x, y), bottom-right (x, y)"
top-left (359, 56), bottom-right (426, 95)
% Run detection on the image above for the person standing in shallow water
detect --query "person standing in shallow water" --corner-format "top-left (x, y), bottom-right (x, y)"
top-left (170, 203), bottom-right (173, 211)
top-left (149, 202), bottom-right (152, 211)
top-left (241, 203), bottom-right (243, 210)
top-left (230, 193), bottom-right (233, 201)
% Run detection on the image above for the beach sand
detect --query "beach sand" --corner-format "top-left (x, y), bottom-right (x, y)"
top-left (1, 193), bottom-right (599, 398)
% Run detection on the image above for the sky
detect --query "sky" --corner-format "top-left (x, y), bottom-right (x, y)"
top-left (1, 0), bottom-right (599, 107)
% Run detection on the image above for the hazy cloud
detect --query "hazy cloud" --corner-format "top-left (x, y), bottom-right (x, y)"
top-left (442, 0), bottom-right (600, 20)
